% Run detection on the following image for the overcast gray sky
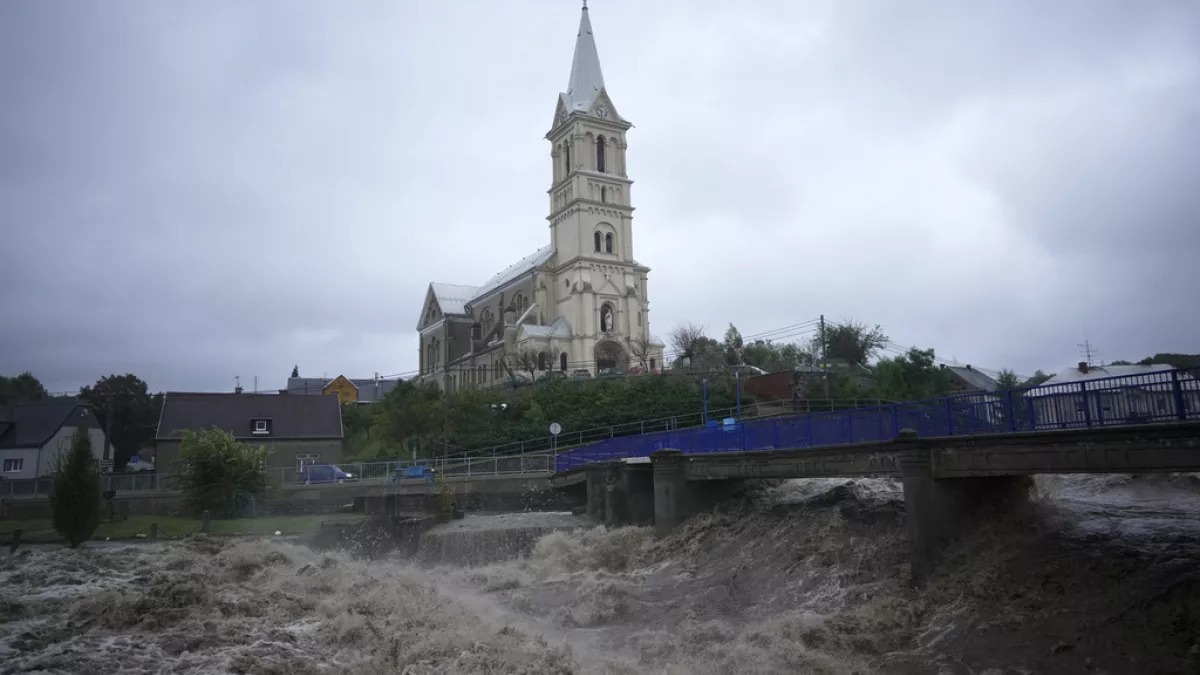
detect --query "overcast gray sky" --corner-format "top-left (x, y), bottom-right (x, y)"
top-left (2, 0), bottom-right (1197, 394)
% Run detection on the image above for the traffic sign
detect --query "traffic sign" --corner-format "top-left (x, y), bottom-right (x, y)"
top-left (549, 422), bottom-right (562, 436)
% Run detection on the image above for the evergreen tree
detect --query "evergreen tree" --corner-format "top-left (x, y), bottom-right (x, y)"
top-left (51, 427), bottom-right (102, 548)
top-left (291, 365), bottom-right (300, 378)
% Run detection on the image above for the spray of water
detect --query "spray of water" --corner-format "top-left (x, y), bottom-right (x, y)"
top-left (2, 474), bottom-right (1198, 673)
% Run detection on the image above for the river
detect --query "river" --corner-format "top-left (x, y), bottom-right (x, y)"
top-left (1, 475), bottom-right (1198, 674)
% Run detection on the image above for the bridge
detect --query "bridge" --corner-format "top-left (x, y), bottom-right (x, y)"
top-left (3, 368), bottom-right (1197, 579)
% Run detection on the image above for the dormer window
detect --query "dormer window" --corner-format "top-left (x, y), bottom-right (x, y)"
top-left (252, 418), bottom-right (271, 435)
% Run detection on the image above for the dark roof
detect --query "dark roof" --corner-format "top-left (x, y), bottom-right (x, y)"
top-left (155, 392), bottom-right (343, 441)
top-left (944, 366), bottom-right (1000, 392)
top-left (0, 399), bottom-right (100, 449)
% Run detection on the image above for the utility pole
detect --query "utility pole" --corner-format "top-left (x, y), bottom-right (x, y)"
top-left (819, 314), bottom-right (830, 399)
top-left (103, 401), bottom-right (113, 464)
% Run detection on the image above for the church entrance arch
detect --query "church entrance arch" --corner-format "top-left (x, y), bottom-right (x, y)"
top-left (594, 340), bottom-right (627, 374)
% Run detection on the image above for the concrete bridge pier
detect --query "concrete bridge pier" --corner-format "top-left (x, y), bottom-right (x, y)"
top-left (585, 464), bottom-right (607, 519)
top-left (898, 435), bottom-right (1029, 583)
top-left (583, 460), bottom-right (656, 527)
top-left (651, 450), bottom-right (744, 537)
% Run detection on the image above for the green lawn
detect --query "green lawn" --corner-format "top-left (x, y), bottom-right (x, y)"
top-left (0, 513), bottom-right (366, 544)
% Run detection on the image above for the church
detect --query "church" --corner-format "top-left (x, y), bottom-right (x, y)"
top-left (415, 3), bottom-right (664, 392)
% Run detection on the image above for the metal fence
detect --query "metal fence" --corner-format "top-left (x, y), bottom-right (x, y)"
top-left (555, 368), bottom-right (1200, 472)
top-left (0, 454), bottom-right (558, 499)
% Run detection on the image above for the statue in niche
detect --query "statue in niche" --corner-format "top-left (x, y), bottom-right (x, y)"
top-left (601, 305), bottom-right (614, 332)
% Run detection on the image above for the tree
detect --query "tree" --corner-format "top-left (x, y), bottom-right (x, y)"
top-left (996, 369), bottom-right (1021, 390)
top-left (0, 372), bottom-right (48, 403)
top-left (513, 348), bottom-right (544, 382)
top-left (819, 320), bottom-right (889, 367)
top-left (79, 374), bottom-right (162, 469)
top-left (628, 338), bottom-right (654, 370)
top-left (1022, 370), bottom-right (1053, 388)
top-left (742, 340), bottom-right (814, 373)
top-left (875, 348), bottom-right (950, 401)
top-left (290, 365), bottom-right (300, 378)
top-left (51, 427), bottom-right (102, 548)
top-left (723, 324), bottom-right (744, 366)
top-left (176, 428), bottom-right (271, 518)
top-left (669, 323), bottom-right (707, 369)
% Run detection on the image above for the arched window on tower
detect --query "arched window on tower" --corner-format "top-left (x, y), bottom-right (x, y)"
top-left (600, 186), bottom-right (607, 203)
top-left (594, 231), bottom-right (602, 252)
top-left (564, 143), bottom-right (571, 176)
top-left (604, 233), bottom-right (613, 254)
top-left (596, 136), bottom-right (606, 173)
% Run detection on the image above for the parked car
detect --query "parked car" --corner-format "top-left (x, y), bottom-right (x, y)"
top-left (300, 464), bottom-right (356, 484)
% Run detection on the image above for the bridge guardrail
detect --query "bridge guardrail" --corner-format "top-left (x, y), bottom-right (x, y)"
top-left (555, 367), bottom-right (1200, 471)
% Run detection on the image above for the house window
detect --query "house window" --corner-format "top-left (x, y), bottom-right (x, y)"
top-left (538, 352), bottom-right (548, 370)
top-left (650, 358), bottom-right (657, 371)
top-left (594, 231), bottom-right (602, 252)
top-left (296, 453), bottom-right (320, 473)
top-left (252, 419), bottom-right (269, 435)
top-left (561, 352), bottom-right (568, 372)
top-left (3, 458), bottom-right (22, 473)
top-left (605, 232), bottom-right (613, 254)
top-left (596, 136), bottom-right (606, 172)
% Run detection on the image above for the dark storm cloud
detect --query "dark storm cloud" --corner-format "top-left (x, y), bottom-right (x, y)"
top-left (1, 0), bottom-right (1197, 393)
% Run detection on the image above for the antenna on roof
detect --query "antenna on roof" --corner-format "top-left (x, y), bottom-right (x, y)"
top-left (234, 376), bottom-right (243, 395)
top-left (1078, 337), bottom-right (1098, 367)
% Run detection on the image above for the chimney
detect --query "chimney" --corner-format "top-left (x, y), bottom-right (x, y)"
top-left (1078, 361), bottom-right (1089, 374)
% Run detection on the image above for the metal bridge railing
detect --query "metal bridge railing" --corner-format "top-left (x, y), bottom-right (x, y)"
top-left (555, 367), bottom-right (1200, 472)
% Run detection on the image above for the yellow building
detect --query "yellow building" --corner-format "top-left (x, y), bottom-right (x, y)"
top-left (321, 375), bottom-right (358, 404)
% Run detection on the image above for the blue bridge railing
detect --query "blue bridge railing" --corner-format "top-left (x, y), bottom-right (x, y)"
top-left (555, 367), bottom-right (1200, 473)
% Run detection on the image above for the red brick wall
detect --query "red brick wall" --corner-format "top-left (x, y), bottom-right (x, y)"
top-left (744, 371), bottom-right (795, 401)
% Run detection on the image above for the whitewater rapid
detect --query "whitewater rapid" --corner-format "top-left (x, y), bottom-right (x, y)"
top-left (2, 475), bottom-right (1198, 674)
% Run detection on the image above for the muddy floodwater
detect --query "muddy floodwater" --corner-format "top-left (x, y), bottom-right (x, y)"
top-left (2, 475), bottom-right (1198, 674)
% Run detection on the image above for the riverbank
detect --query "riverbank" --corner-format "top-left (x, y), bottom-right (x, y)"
top-left (0, 513), bottom-right (367, 544)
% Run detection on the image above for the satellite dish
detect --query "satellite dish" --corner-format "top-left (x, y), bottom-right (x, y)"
top-left (549, 422), bottom-right (562, 436)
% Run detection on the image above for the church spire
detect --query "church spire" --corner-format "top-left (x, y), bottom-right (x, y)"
top-left (564, 1), bottom-right (606, 112)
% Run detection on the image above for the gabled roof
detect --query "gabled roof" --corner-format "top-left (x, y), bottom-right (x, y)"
top-left (520, 316), bottom-right (574, 340)
top-left (471, 245), bottom-right (554, 304)
top-left (563, 4), bottom-right (606, 113)
top-left (156, 393), bottom-right (343, 441)
top-left (945, 365), bottom-right (1000, 392)
top-left (430, 283), bottom-right (479, 316)
top-left (0, 399), bottom-right (99, 450)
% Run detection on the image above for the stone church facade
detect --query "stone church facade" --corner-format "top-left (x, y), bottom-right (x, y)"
top-left (416, 4), bottom-right (663, 392)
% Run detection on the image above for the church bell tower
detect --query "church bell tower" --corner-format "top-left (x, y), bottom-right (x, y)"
top-left (543, 2), bottom-right (656, 373)
top-left (546, 2), bottom-right (635, 266)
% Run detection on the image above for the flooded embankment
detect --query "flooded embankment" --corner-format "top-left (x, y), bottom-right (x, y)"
top-left (1, 474), bottom-right (1198, 673)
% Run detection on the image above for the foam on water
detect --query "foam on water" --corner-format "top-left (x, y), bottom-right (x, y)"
top-left (2, 474), bottom-right (1198, 673)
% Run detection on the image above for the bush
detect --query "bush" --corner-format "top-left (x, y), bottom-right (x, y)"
top-left (176, 428), bottom-right (271, 518)
top-left (51, 427), bottom-right (102, 547)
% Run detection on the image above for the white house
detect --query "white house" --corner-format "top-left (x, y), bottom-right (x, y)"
top-left (1026, 362), bottom-right (1199, 427)
top-left (0, 400), bottom-right (106, 479)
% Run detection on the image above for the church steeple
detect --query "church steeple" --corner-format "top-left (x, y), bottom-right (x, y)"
top-left (564, 1), bottom-right (605, 113)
